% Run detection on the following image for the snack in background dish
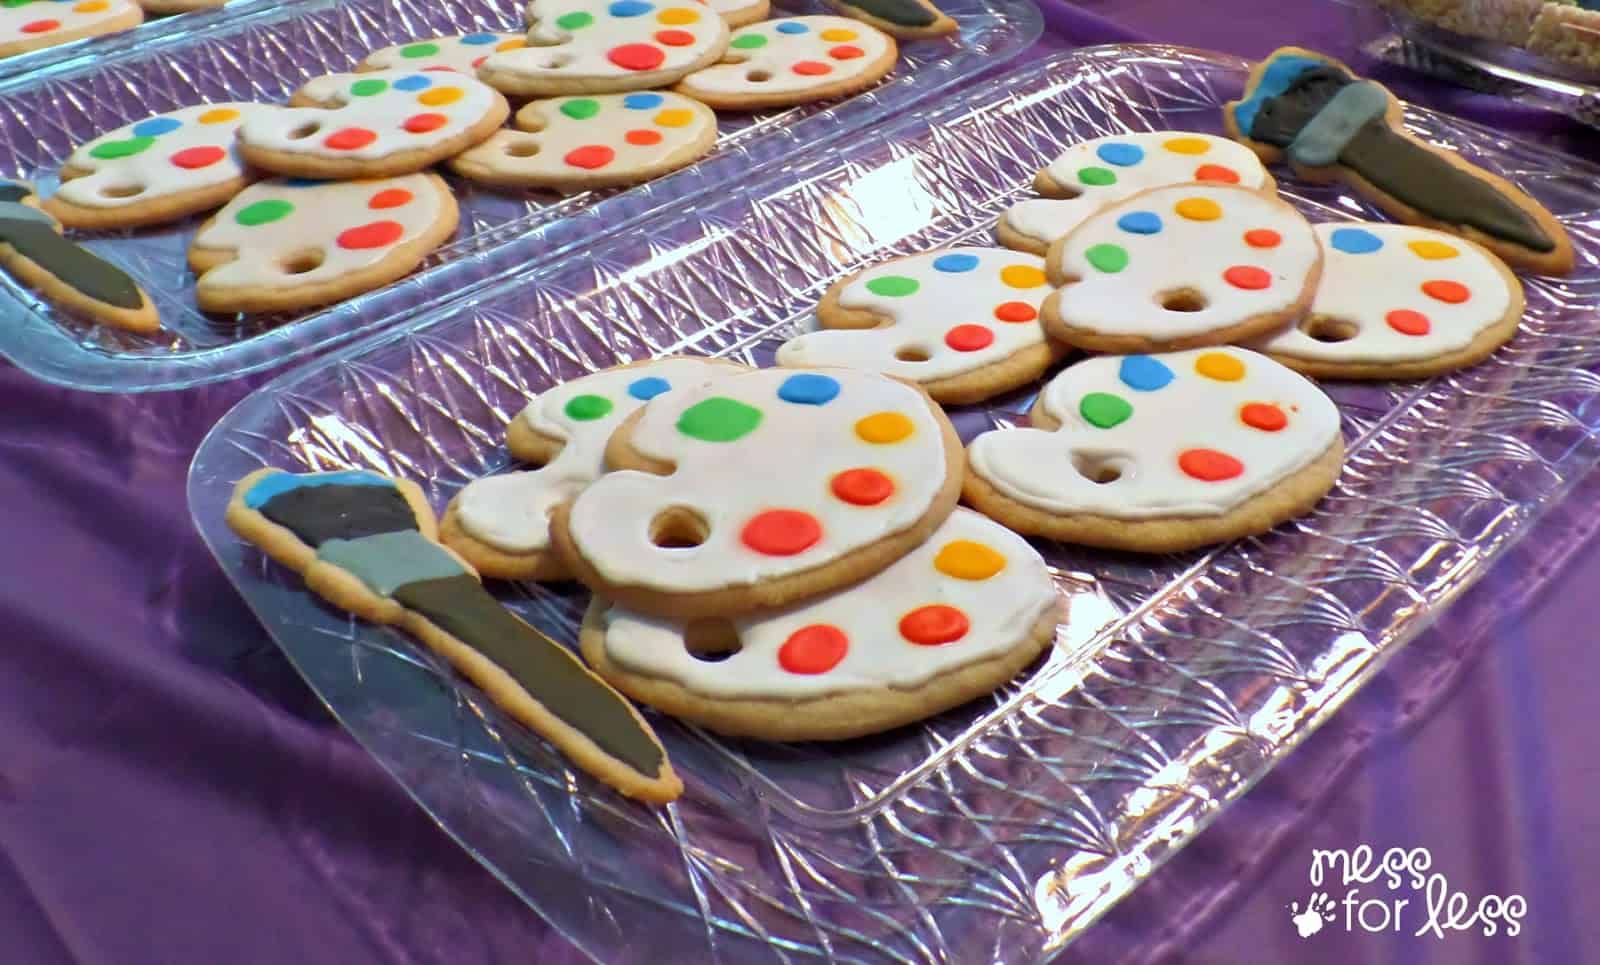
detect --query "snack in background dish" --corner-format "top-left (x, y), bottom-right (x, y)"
top-left (1378, 0), bottom-right (1543, 46)
top-left (1528, 3), bottom-right (1600, 69)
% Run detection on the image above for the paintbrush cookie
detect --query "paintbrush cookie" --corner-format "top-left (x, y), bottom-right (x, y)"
top-left (359, 33), bottom-right (528, 74)
top-left (189, 174), bottom-right (458, 314)
top-left (550, 367), bottom-right (965, 620)
top-left (0, 0), bottom-right (141, 59)
top-left (477, 0), bottom-right (730, 98)
top-left (775, 247), bottom-right (1064, 405)
top-left (450, 91), bottom-right (717, 191)
top-left (226, 468), bottom-right (681, 803)
top-left (827, 0), bottom-right (954, 39)
top-left (675, 16), bottom-right (896, 111)
top-left (965, 347), bottom-right (1344, 553)
top-left (441, 357), bottom-right (746, 581)
top-left (997, 132), bottom-right (1274, 256)
top-left (580, 509), bottom-right (1058, 741)
top-left (1247, 222), bottom-right (1524, 379)
top-left (1043, 183), bottom-right (1321, 354)
top-left (237, 70), bottom-right (509, 179)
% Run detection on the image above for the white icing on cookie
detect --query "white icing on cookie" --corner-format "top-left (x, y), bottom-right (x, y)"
top-left (456, 358), bottom-right (736, 554)
top-left (238, 71), bottom-right (501, 163)
top-left (193, 175), bottom-right (447, 292)
top-left (1247, 222), bottom-right (1516, 364)
top-left (775, 247), bottom-right (1053, 383)
top-left (54, 104), bottom-right (276, 210)
top-left (680, 15), bottom-right (891, 96)
top-left (1, 0), bottom-right (136, 50)
top-left (600, 509), bottom-right (1057, 697)
top-left (1049, 184), bottom-right (1320, 341)
top-left (565, 367), bottom-right (951, 593)
top-left (363, 33), bottom-right (527, 73)
top-left (967, 347), bottom-right (1341, 518)
top-left (481, 0), bottom-right (728, 84)
top-left (1004, 132), bottom-right (1270, 248)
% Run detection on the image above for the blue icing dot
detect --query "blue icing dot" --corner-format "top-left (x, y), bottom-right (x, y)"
top-left (609, 0), bottom-right (652, 15)
top-left (776, 20), bottom-right (809, 32)
top-left (931, 252), bottom-right (979, 273)
top-left (628, 376), bottom-right (672, 401)
top-left (242, 470), bottom-right (393, 509)
top-left (460, 32), bottom-right (499, 44)
top-left (1116, 211), bottom-right (1162, 235)
top-left (1330, 226), bottom-right (1384, 254)
top-left (777, 372), bottom-right (840, 406)
top-left (132, 117), bottom-right (182, 137)
top-left (393, 74), bottom-right (432, 91)
top-left (1096, 142), bottom-right (1145, 167)
top-left (623, 92), bottom-right (664, 110)
top-left (1118, 355), bottom-right (1174, 392)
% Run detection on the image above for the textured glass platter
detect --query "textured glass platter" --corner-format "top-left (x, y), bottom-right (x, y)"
top-left (0, 0), bottom-right (1039, 393)
top-left (190, 45), bottom-right (1600, 963)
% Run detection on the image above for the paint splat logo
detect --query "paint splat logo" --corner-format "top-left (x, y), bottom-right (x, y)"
top-left (1288, 847), bottom-right (1526, 939)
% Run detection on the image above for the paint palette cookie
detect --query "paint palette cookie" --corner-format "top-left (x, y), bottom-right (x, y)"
top-left (359, 33), bottom-right (528, 74)
top-left (450, 91), bottom-right (717, 191)
top-left (675, 16), bottom-right (896, 111)
top-left (580, 509), bottom-right (1058, 741)
top-left (1248, 223), bottom-right (1524, 379)
top-left (550, 367), bottom-right (965, 620)
top-left (708, 0), bottom-right (767, 26)
top-left (189, 174), bottom-right (458, 314)
top-left (775, 248), bottom-right (1063, 405)
top-left (997, 132), bottom-right (1274, 256)
top-left (477, 0), bottom-right (730, 98)
top-left (237, 71), bottom-right (509, 180)
top-left (44, 104), bottom-right (277, 231)
top-left (827, 0), bottom-right (955, 38)
top-left (441, 357), bottom-right (745, 581)
top-left (0, 0), bottom-right (141, 59)
top-left (965, 347), bottom-right (1344, 553)
top-left (1044, 183), bottom-right (1321, 354)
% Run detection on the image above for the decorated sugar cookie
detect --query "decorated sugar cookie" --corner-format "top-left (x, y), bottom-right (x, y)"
top-left (775, 247), bottom-right (1064, 405)
top-left (189, 174), bottom-right (459, 314)
top-left (707, 0), bottom-right (767, 27)
top-left (441, 357), bottom-right (746, 580)
top-left (450, 91), bottom-right (717, 191)
top-left (675, 15), bottom-right (897, 111)
top-left (550, 367), bottom-right (965, 620)
top-left (44, 104), bottom-right (278, 231)
top-left (997, 132), bottom-right (1274, 256)
top-left (358, 33), bottom-right (528, 74)
top-left (580, 509), bottom-right (1059, 740)
top-left (477, 0), bottom-right (730, 98)
top-left (965, 347), bottom-right (1344, 553)
top-left (1248, 222), bottom-right (1524, 379)
top-left (1043, 183), bottom-right (1321, 354)
top-left (827, 0), bottom-right (954, 38)
top-left (0, 0), bottom-right (141, 59)
top-left (237, 71), bottom-right (509, 179)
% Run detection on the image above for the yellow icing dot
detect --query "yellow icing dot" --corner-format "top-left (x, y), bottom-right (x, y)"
top-left (1408, 239), bottom-right (1460, 260)
top-left (933, 540), bottom-right (1006, 580)
top-left (658, 7), bottom-right (700, 23)
top-left (820, 27), bottom-right (858, 40)
top-left (74, 1), bottom-right (108, 10)
top-left (198, 108), bottom-right (240, 124)
top-left (1163, 136), bottom-right (1210, 155)
top-left (1195, 351), bottom-right (1245, 381)
top-left (1000, 264), bottom-right (1047, 289)
top-left (496, 38), bottom-right (526, 51)
top-left (654, 109), bottom-right (694, 128)
top-left (419, 87), bottom-right (464, 107)
top-left (1175, 197), bottom-right (1222, 221)
top-left (855, 412), bottom-right (914, 444)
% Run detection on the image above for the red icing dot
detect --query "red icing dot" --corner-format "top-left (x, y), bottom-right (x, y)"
top-left (564, 145), bottom-right (616, 169)
top-left (324, 127), bottom-right (378, 150)
top-left (741, 509), bottom-right (821, 556)
top-left (170, 146), bottom-right (225, 169)
top-left (831, 468), bottom-right (894, 506)
top-left (425, 66), bottom-right (459, 72)
top-left (1422, 280), bottom-right (1470, 304)
top-left (1223, 265), bottom-right (1272, 290)
top-left (336, 220), bottom-right (405, 250)
top-left (625, 128), bottom-right (664, 146)
top-left (944, 324), bottom-right (994, 352)
top-left (1387, 309), bottom-right (1432, 335)
top-left (471, 56), bottom-right (488, 68)
top-left (1195, 163), bottom-right (1240, 183)
top-left (403, 112), bottom-right (449, 133)
top-left (778, 624), bottom-right (848, 675)
top-left (830, 44), bottom-right (865, 59)
top-left (369, 188), bottom-right (413, 209)
top-left (655, 29), bottom-right (695, 45)
top-left (1240, 402), bottom-right (1288, 432)
top-left (899, 605), bottom-right (970, 646)
top-left (793, 60), bottom-right (833, 76)
top-left (1179, 448), bottom-right (1244, 482)
top-left (608, 43), bottom-right (665, 71)
top-left (994, 301), bottom-right (1037, 323)
top-left (21, 19), bottom-right (59, 33)
top-left (1244, 228), bottom-right (1281, 248)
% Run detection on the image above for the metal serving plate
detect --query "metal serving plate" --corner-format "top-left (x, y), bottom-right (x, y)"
top-left (189, 45), bottom-right (1600, 962)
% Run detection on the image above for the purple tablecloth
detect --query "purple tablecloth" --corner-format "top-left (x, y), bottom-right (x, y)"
top-left (4, 4), bottom-right (1598, 963)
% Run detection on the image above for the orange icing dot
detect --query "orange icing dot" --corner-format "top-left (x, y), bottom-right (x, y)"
top-left (855, 412), bottom-right (913, 444)
top-left (779, 624), bottom-right (848, 674)
top-left (1422, 280), bottom-right (1470, 303)
top-left (899, 605), bottom-right (970, 645)
top-left (740, 509), bottom-right (822, 556)
top-left (1178, 448), bottom-right (1243, 482)
top-left (933, 540), bottom-right (1005, 580)
top-left (1240, 402), bottom-right (1287, 432)
top-left (830, 468), bottom-right (894, 506)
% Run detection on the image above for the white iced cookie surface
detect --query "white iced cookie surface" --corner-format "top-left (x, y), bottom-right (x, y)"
top-left (55, 104), bottom-right (275, 209)
top-left (482, 0), bottom-right (728, 81)
top-left (362, 33), bottom-right (528, 73)
top-left (967, 347), bottom-right (1341, 518)
top-left (600, 509), bottom-right (1058, 697)
top-left (1, 0), bottom-right (136, 48)
top-left (680, 15), bottom-right (891, 96)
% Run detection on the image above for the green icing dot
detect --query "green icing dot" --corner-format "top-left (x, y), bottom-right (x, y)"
top-left (1079, 392), bottom-right (1132, 429)
top-left (677, 397), bottom-right (762, 443)
top-left (235, 199), bottom-right (294, 226)
top-left (865, 275), bottom-right (919, 297)
top-left (556, 11), bottom-right (593, 28)
top-left (561, 98), bottom-right (601, 120)
top-left (400, 42), bottom-right (441, 58)
top-left (0, 0), bottom-right (35, 9)
top-left (350, 78), bottom-right (389, 96)
top-left (1077, 166), bottom-right (1116, 186)
top-left (730, 33), bottom-right (767, 48)
top-left (88, 136), bottom-right (155, 160)
top-left (1084, 243), bottom-right (1129, 273)
top-left (563, 393), bottom-right (613, 421)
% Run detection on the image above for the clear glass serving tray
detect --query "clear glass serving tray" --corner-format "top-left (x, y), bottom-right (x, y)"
top-left (0, 0), bottom-right (1038, 393)
top-left (189, 45), bottom-right (1600, 962)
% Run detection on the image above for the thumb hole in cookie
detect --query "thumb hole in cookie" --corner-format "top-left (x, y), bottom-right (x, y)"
top-left (1300, 315), bottom-right (1358, 343)
top-left (682, 618), bottom-right (742, 662)
top-left (280, 248), bottom-right (325, 276)
top-left (746, 70), bottom-right (772, 83)
top-left (649, 506), bottom-right (710, 550)
top-left (894, 345), bottom-right (930, 363)
top-left (505, 139), bottom-right (542, 158)
top-left (1158, 288), bottom-right (1208, 313)
top-left (1070, 450), bottom-right (1128, 485)
top-left (286, 121), bottom-right (322, 141)
top-left (99, 183), bottom-right (146, 199)
top-left (540, 53), bottom-right (573, 69)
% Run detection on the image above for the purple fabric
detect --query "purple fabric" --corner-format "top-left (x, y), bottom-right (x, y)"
top-left (2, 5), bottom-right (1597, 964)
